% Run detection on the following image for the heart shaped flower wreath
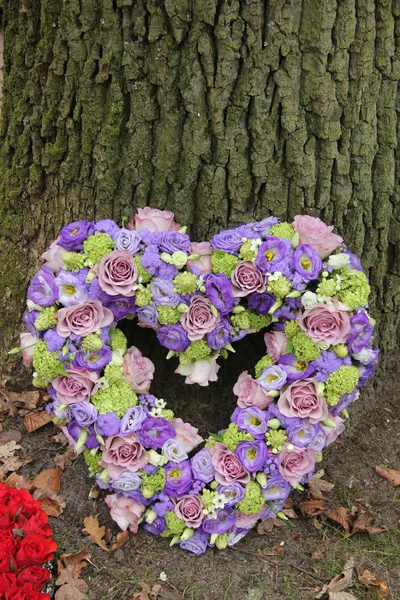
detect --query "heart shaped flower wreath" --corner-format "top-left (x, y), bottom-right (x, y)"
top-left (17, 208), bottom-right (378, 554)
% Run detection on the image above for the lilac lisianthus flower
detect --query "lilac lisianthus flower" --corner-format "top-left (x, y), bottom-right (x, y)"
top-left (156, 324), bottom-right (190, 351)
top-left (164, 460), bottom-right (193, 497)
top-left (345, 250), bottom-right (363, 270)
top-left (58, 220), bottom-right (94, 250)
top-left (248, 217), bottom-right (280, 238)
top-left (210, 229), bottom-right (243, 255)
top-left (136, 304), bottom-right (159, 327)
top-left (103, 295), bottom-right (136, 320)
top-left (293, 244), bottom-right (322, 281)
top-left (257, 365), bottom-right (287, 391)
top-left (120, 406), bottom-right (148, 435)
top-left (202, 507), bottom-right (237, 534)
top-left (256, 237), bottom-right (292, 273)
top-left (55, 271), bottom-right (88, 306)
top-left (162, 439), bottom-right (188, 463)
top-left (207, 319), bottom-right (230, 351)
top-left (262, 474), bottom-right (291, 501)
top-left (285, 418), bottom-right (319, 448)
top-left (204, 274), bottom-right (235, 315)
top-left (247, 291), bottom-right (275, 314)
top-left (150, 278), bottom-right (180, 306)
top-left (94, 219), bottom-right (120, 239)
top-left (143, 516), bottom-right (166, 535)
top-left (115, 228), bottom-right (143, 254)
top-left (347, 310), bottom-right (373, 354)
top-left (158, 230), bottom-right (191, 253)
top-left (235, 440), bottom-right (268, 472)
top-left (24, 310), bottom-right (39, 335)
top-left (234, 407), bottom-right (268, 436)
top-left (137, 417), bottom-right (176, 449)
top-left (330, 389), bottom-right (358, 416)
top-left (190, 448), bottom-right (215, 483)
top-left (111, 471), bottom-right (142, 494)
top-left (278, 354), bottom-right (315, 381)
top-left (217, 482), bottom-right (245, 506)
top-left (179, 528), bottom-right (209, 555)
top-left (97, 412), bottom-right (121, 437)
top-left (27, 266), bottom-right (59, 307)
top-left (308, 429), bottom-right (326, 452)
top-left (73, 346), bottom-right (112, 371)
top-left (227, 527), bottom-right (251, 546)
top-left (70, 401), bottom-right (98, 427)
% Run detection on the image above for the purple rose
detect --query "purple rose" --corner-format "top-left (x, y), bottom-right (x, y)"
top-left (179, 528), bottom-right (209, 555)
top-left (210, 229), bottom-right (243, 255)
top-left (27, 266), bottom-right (59, 307)
top-left (157, 324), bottom-right (190, 351)
top-left (164, 460), bottom-right (193, 497)
top-left (231, 261), bottom-right (266, 297)
top-left (262, 474), bottom-right (291, 501)
top-left (136, 304), bottom-right (159, 327)
top-left (190, 448), bottom-right (215, 483)
top-left (115, 228), bottom-right (143, 254)
top-left (120, 406), bottom-right (148, 435)
top-left (181, 295), bottom-right (220, 341)
top-left (235, 440), bottom-right (268, 472)
top-left (248, 291), bottom-right (275, 314)
top-left (293, 244), bottom-right (322, 281)
top-left (207, 318), bottom-right (230, 351)
top-left (205, 274), bottom-right (235, 315)
top-left (111, 472), bottom-right (142, 494)
top-left (348, 310), bottom-right (373, 354)
top-left (98, 250), bottom-right (138, 297)
top-left (150, 278), bottom-right (180, 306)
top-left (137, 417), bottom-right (176, 449)
top-left (59, 220), bottom-right (94, 250)
top-left (217, 482), bottom-right (245, 506)
top-left (256, 237), bottom-right (292, 273)
top-left (70, 401), bottom-right (98, 427)
top-left (202, 506), bottom-right (237, 534)
top-left (97, 412), bottom-right (121, 437)
top-left (55, 271), bottom-right (88, 306)
top-left (174, 495), bottom-right (204, 528)
top-left (162, 439), bottom-right (188, 463)
top-left (158, 230), bottom-right (191, 253)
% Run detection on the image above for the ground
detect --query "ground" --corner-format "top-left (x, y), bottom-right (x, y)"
top-left (4, 329), bottom-right (400, 600)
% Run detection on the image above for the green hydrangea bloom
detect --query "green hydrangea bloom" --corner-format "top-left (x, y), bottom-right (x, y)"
top-left (237, 481), bottom-right (265, 515)
top-left (142, 468), bottom-right (166, 496)
top-left (157, 305), bottom-right (181, 325)
top-left (317, 277), bottom-right (337, 297)
top-left (62, 252), bottom-right (86, 272)
top-left (266, 429), bottom-right (287, 451)
top-left (254, 355), bottom-right (274, 378)
top-left (332, 344), bottom-right (348, 358)
top-left (161, 408), bottom-right (174, 421)
top-left (269, 222), bottom-right (296, 240)
top-left (267, 275), bottom-right (292, 298)
top-left (284, 319), bottom-right (300, 339)
top-left (84, 450), bottom-right (102, 475)
top-left (336, 270), bottom-right (370, 309)
top-left (200, 489), bottom-right (217, 512)
top-left (211, 250), bottom-right (240, 277)
top-left (173, 272), bottom-right (198, 294)
top-left (134, 257), bottom-right (153, 284)
top-left (222, 423), bottom-right (254, 451)
top-left (179, 340), bottom-right (211, 365)
top-left (248, 312), bottom-right (271, 330)
top-left (204, 438), bottom-right (217, 448)
top-left (292, 331), bottom-right (321, 362)
top-left (83, 233), bottom-right (115, 264)
top-left (91, 382), bottom-right (137, 416)
top-left (104, 364), bottom-right (124, 384)
top-left (239, 240), bottom-right (257, 260)
top-left (110, 328), bottom-right (128, 353)
top-left (32, 375), bottom-right (49, 389)
top-left (34, 307), bottom-right (57, 331)
top-left (81, 333), bottom-right (103, 352)
top-left (33, 341), bottom-right (66, 381)
top-left (231, 312), bottom-right (251, 330)
top-left (135, 287), bottom-right (153, 307)
top-left (325, 366), bottom-right (359, 406)
top-left (164, 511), bottom-right (186, 536)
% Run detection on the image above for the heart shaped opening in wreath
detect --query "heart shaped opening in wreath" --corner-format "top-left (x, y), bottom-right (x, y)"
top-left (18, 207), bottom-right (378, 555)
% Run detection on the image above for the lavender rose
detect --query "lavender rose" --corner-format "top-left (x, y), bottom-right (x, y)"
top-left (174, 495), bottom-right (204, 528)
top-left (57, 299), bottom-right (114, 338)
top-left (231, 261), bottom-right (266, 297)
top-left (114, 228), bottom-right (143, 254)
top-left (120, 406), bottom-right (148, 435)
top-left (101, 435), bottom-right (149, 478)
top-left (98, 250), bottom-right (138, 296)
top-left (180, 295), bottom-right (220, 341)
top-left (190, 448), bottom-right (215, 483)
top-left (202, 507), bottom-right (237, 534)
top-left (210, 229), bottom-right (243, 255)
top-left (52, 368), bottom-right (98, 404)
top-left (158, 230), bottom-right (191, 253)
top-left (298, 304), bottom-right (351, 345)
top-left (277, 377), bottom-right (328, 423)
top-left (278, 446), bottom-right (317, 484)
top-left (70, 401), bottom-right (98, 428)
top-left (210, 443), bottom-right (250, 485)
top-left (293, 215), bottom-right (343, 259)
top-left (179, 528), bottom-right (209, 555)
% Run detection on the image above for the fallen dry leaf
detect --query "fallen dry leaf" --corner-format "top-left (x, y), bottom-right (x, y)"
top-left (40, 495), bottom-right (66, 517)
top-left (33, 468), bottom-right (62, 494)
top-left (7, 390), bottom-right (42, 411)
top-left (24, 410), bottom-right (53, 432)
top-left (54, 448), bottom-right (75, 469)
top-left (0, 387), bottom-right (18, 419)
top-left (375, 465), bottom-right (400, 488)
top-left (328, 593), bottom-right (357, 600)
top-left (4, 472), bottom-right (34, 490)
top-left (132, 582), bottom-right (161, 600)
top-left (358, 569), bottom-right (390, 598)
top-left (299, 499), bottom-right (328, 517)
top-left (55, 549), bottom-right (91, 600)
top-left (308, 469), bottom-right (335, 499)
top-left (82, 515), bottom-right (129, 552)
top-left (0, 430), bottom-right (22, 443)
top-left (315, 557), bottom-right (355, 598)
top-left (51, 431), bottom-right (69, 445)
top-left (257, 517), bottom-right (286, 534)
top-left (282, 507), bottom-right (298, 519)
top-left (0, 441), bottom-right (21, 459)
top-left (327, 506), bottom-right (353, 533)
top-left (0, 457), bottom-right (24, 480)
top-left (352, 506), bottom-right (385, 535)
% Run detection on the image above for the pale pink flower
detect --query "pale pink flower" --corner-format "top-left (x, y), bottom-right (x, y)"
top-left (175, 357), bottom-right (220, 386)
top-left (293, 215), bottom-right (343, 259)
top-left (123, 346), bottom-right (155, 393)
top-left (171, 418), bottom-right (203, 453)
top-left (105, 494), bottom-right (146, 533)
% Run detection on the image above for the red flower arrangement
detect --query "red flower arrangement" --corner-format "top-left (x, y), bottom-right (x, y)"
top-left (0, 484), bottom-right (57, 600)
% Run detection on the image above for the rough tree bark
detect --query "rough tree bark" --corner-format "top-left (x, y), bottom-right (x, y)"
top-left (0, 0), bottom-right (399, 376)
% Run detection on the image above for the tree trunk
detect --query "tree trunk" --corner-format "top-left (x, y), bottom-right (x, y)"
top-left (0, 0), bottom-right (399, 376)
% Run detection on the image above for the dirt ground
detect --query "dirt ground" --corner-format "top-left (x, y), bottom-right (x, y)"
top-left (5, 328), bottom-right (400, 600)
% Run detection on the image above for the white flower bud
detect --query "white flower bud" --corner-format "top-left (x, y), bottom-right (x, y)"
top-left (301, 291), bottom-right (318, 309)
top-left (328, 253), bottom-right (350, 270)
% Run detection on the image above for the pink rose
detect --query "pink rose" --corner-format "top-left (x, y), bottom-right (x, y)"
top-left (279, 446), bottom-right (317, 484)
top-left (298, 304), bottom-right (351, 345)
top-left (19, 333), bottom-right (37, 367)
top-left (187, 241), bottom-right (213, 275)
top-left (41, 239), bottom-right (66, 274)
top-left (174, 495), bottom-right (204, 528)
top-left (175, 357), bottom-right (220, 386)
top-left (293, 215), bottom-right (343, 259)
top-left (210, 443), bottom-right (250, 485)
top-left (231, 261), bottom-right (266, 297)
top-left (131, 207), bottom-right (177, 233)
top-left (105, 494), bottom-right (145, 533)
top-left (321, 416), bottom-right (345, 446)
top-left (123, 346), bottom-right (155, 393)
top-left (98, 251), bottom-right (138, 297)
top-left (264, 331), bottom-right (288, 362)
top-left (233, 371), bottom-right (271, 409)
top-left (171, 418), bottom-right (203, 453)
top-left (278, 378), bottom-right (328, 423)
top-left (101, 435), bottom-right (149, 478)
top-left (52, 368), bottom-right (99, 404)
top-left (57, 299), bottom-right (114, 338)
top-left (180, 295), bottom-right (220, 341)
